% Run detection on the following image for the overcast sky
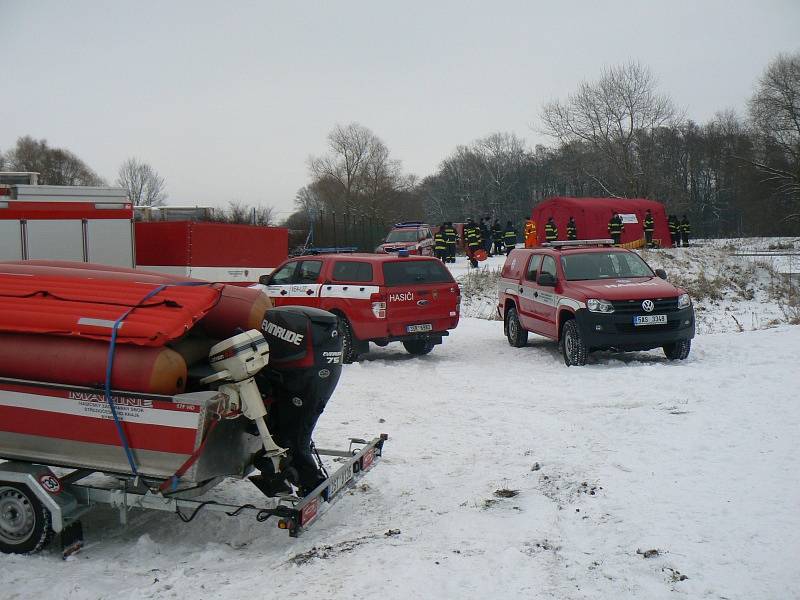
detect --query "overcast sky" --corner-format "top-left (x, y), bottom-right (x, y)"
top-left (2, 1), bottom-right (798, 218)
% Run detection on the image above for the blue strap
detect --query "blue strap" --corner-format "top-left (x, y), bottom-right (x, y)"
top-left (103, 281), bottom-right (214, 477)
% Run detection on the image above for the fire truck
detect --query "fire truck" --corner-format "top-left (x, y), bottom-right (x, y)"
top-left (0, 172), bottom-right (288, 282)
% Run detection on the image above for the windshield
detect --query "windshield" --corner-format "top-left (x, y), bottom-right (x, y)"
top-left (385, 229), bottom-right (419, 243)
top-left (561, 251), bottom-right (654, 281)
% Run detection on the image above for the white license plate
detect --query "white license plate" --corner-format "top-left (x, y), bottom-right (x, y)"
top-left (633, 314), bottom-right (667, 326)
top-left (406, 324), bottom-right (433, 333)
top-left (328, 466), bottom-right (354, 497)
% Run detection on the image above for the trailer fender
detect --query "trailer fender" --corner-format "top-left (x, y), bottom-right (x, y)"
top-left (0, 462), bottom-right (74, 532)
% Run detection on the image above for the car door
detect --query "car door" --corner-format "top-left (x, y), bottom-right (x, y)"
top-left (516, 253), bottom-right (543, 333)
top-left (265, 259), bottom-right (323, 307)
top-left (533, 255), bottom-right (559, 338)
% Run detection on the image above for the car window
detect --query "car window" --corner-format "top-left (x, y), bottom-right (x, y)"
top-left (540, 256), bottom-right (557, 279)
top-left (332, 261), bottom-right (374, 282)
top-left (385, 230), bottom-right (418, 243)
top-left (561, 251), bottom-right (654, 280)
top-left (270, 262), bottom-right (297, 285)
top-left (297, 260), bottom-right (323, 284)
top-left (526, 254), bottom-right (542, 282)
top-left (382, 260), bottom-right (454, 286)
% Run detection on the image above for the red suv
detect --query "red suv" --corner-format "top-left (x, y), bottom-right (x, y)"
top-left (260, 253), bottom-right (460, 362)
top-left (497, 241), bottom-right (695, 365)
top-left (375, 222), bottom-right (434, 256)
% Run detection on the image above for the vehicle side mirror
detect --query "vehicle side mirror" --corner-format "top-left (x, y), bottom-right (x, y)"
top-left (259, 274), bottom-right (272, 285)
top-left (538, 273), bottom-right (557, 287)
top-left (655, 268), bottom-right (667, 280)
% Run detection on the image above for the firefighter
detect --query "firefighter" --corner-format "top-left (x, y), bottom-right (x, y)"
top-left (479, 217), bottom-right (492, 255)
top-left (680, 215), bottom-right (691, 247)
top-left (464, 218), bottom-right (481, 268)
top-left (433, 225), bottom-right (447, 261)
top-left (545, 216), bottom-right (558, 243)
top-left (566, 216), bottom-right (577, 241)
top-left (444, 221), bottom-right (457, 263)
top-left (503, 221), bottom-right (517, 255)
top-left (608, 212), bottom-right (624, 245)
top-left (524, 219), bottom-right (537, 248)
top-left (669, 214), bottom-right (679, 247)
top-left (643, 209), bottom-right (655, 247)
top-left (491, 219), bottom-right (504, 256)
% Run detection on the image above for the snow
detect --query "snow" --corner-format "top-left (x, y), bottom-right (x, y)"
top-left (2, 240), bottom-right (800, 599)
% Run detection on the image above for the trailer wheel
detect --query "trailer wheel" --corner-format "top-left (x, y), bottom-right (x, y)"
top-left (0, 483), bottom-right (52, 555)
top-left (663, 339), bottom-right (691, 360)
top-left (403, 339), bottom-right (435, 355)
top-left (505, 306), bottom-right (528, 348)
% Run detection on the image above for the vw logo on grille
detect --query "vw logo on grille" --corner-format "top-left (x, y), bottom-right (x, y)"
top-left (642, 299), bottom-right (655, 312)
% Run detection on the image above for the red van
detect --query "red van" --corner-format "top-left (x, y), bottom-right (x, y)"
top-left (260, 254), bottom-right (460, 362)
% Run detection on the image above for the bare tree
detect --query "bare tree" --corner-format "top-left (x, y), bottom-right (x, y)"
top-left (225, 200), bottom-right (251, 224)
top-left (747, 51), bottom-right (800, 202)
top-left (6, 136), bottom-right (104, 185)
top-left (221, 201), bottom-right (275, 225)
top-left (541, 62), bottom-right (680, 197)
top-left (116, 157), bottom-right (167, 206)
top-left (307, 122), bottom-right (411, 219)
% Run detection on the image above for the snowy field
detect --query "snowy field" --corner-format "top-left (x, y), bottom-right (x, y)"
top-left (2, 240), bottom-right (800, 600)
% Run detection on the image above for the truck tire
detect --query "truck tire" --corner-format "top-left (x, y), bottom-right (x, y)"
top-left (663, 339), bottom-right (691, 360)
top-left (403, 339), bottom-right (435, 355)
top-left (505, 306), bottom-right (528, 348)
top-left (337, 316), bottom-right (360, 364)
top-left (561, 319), bottom-right (588, 366)
top-left (0, 482), bottom-right (52, 555)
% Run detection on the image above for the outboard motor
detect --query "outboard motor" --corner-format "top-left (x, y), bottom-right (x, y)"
top-left (253, 306), bottom-right (342, 495)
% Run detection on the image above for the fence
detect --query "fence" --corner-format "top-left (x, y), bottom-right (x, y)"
top-left (307, 211), bottom-right (391, 252)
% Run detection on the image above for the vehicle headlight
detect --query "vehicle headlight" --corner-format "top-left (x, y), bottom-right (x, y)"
top-left (587, 298), bottom-right (615, 313)
top-left (677, 293), bottom-right (691, 309)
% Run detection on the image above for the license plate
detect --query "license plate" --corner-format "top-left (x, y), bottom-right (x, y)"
top-left (328, 466), bottom-right (354, 497)
top-left (406, 323), bottom-right (432, 333)
top-left (633, 314), bottom-right (667, 326)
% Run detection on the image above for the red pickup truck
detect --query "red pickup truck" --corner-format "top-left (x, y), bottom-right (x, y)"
top-left (497, 240), bottom-right (695, 365)
top-left (260, 253), bottom-right (460, 362)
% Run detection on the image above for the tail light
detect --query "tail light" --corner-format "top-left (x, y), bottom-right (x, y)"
top-left (370, 292), bottom-right (387, 319)
top-left (451, 286), bottom-right (461, 313)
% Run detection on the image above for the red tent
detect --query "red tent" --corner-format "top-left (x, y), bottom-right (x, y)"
top-left (532, 197), bottom-right (672, 247)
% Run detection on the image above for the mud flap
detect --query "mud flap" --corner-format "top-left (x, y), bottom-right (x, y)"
top-left (60, 521), bottom-right (83, 559)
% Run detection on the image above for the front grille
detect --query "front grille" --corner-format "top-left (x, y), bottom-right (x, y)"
top-left (611, 298), bottom-right (678, 314)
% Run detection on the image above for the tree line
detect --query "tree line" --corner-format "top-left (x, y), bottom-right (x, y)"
top-left (289, 52), bottom-right (800, 239)
top-left (0, 139), bottom-right (273, 225)
top-left (3, 51), bottom-right (797, 239)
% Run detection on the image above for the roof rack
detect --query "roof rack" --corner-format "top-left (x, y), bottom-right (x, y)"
top-left (541, 239), bottom-right (615, 249)
top-left (301, 246), bottom-right (359, 256)
top-left (393, 221), bottom-right (426, 228)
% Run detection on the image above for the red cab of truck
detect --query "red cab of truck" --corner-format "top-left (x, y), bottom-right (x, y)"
top-left (259, 253), bottom-right (460, 361)
top-left (497, 240), bottom-right (695, 365)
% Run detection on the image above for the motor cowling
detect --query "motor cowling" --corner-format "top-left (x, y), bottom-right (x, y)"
top-left (256, 306), bottom-right (343, 492)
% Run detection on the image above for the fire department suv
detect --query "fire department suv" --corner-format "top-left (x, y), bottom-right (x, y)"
top-left (260, 253), bottom-right (460, 362)
top-left (497, 240), bottom-right (695, 366)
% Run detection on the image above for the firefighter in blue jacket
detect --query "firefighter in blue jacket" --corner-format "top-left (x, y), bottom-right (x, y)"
top-left (433, 225), bottom-right (447, 261)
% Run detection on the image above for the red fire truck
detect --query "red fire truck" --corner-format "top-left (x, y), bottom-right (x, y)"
top-left (0, 173), bottom-right (288, 282)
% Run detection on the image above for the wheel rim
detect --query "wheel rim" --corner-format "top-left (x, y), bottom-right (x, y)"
top-left (508, 314), bottom-right (518, 340)
top-left (565, 330), bottom-right (575, 359)
top-left (0, 487), bottom-right (36, 545)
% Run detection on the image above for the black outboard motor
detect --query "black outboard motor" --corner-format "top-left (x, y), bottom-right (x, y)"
top-left (252, 306), bottom-right (342, 495)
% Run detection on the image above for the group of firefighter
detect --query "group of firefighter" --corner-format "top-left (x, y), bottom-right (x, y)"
top-left (431, 212), bottom-right (692, 265)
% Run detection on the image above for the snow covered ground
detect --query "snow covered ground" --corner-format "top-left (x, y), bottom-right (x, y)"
top-left (2, 240), bottom-right (800, 600)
